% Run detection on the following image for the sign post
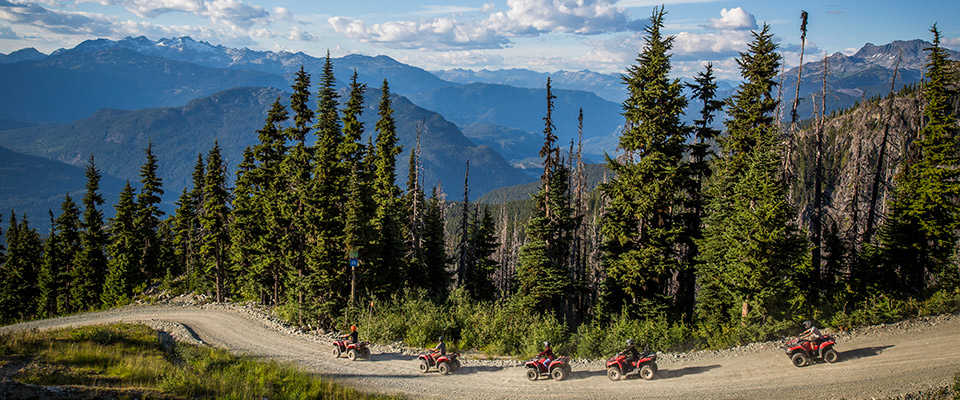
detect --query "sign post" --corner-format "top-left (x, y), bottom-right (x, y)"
top-left (349, 249), bottom-right (359, 309)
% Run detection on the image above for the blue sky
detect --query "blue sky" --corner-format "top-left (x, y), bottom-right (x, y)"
top-left (1, 0), bottom-right (957, 78)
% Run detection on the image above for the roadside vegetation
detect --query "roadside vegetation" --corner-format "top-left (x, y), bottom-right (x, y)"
top-left (0, 323), bottom-right (403, 400)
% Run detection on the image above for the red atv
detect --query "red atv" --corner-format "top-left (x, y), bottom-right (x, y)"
top-left (783, 335), bottom-right (839, 367)
top-left (606, 351), bottom-right (657, 381)
top-left (332, 340), bottom-right (370, 361)
top-left (524, 356), bottom-right (571, 381)
top-left (417, 352), bottom-right (461, 375)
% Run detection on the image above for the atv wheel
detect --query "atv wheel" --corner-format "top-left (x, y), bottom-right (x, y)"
top-left (332, 346), bottom-right (341, 358)
top-left (418, 359), bottom-right (429, 373)
top-left (640, 364), bottom-right (655, 380)
top-left (607, 366), bottom-right (622, 381)
top-left (347, 349), bottom-right (357, 361)
top-left (452, 359), bottom-right (461, 370)
top-left (822, 348), bottom-right (839, 364)
top-left (526, 368), bottom-right (539, 381)
top-left (551, 366), bottom-right (568, 381)
top-left (791, 352), bottom-right (808, 367)
top-left (438, 361), bottom-right (450, 375)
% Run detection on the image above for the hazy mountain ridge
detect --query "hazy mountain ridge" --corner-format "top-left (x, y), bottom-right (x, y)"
top-left (0, 86), bottom-right (529, 214)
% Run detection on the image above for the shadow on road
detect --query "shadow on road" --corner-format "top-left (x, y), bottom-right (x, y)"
top-left (657, 364), bottom-right (722, 379)
top-left (840, 345), bottom-right (894, 362)
top-left (567, 369), bottom-right (607, 380)
top-left (370, 352), bottom-right (417, 362)
top-left (456, 365), bottom-right (504, 375)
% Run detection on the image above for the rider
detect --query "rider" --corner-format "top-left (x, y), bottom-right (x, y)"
top-left (340, 325), bottom-right (359, 344)
top-left (536, 341), bottom-right (555, 369)
top-left (430, 336), bottom-right (447, 360)
top-left (622, 339), bottom-right (640, 362)
top-left (798, 320), bottom-right (823, 347)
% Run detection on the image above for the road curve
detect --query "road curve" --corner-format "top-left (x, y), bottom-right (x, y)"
top-left (2, 305), bottom-right (959, 399)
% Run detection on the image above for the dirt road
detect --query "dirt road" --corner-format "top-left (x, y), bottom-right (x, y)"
top-left (2, 305), bottom-right (958, 399)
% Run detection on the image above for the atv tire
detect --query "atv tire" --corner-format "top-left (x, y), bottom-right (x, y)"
top-left (823, 348), bottom-right (839, 363)
top-left (640, 364), bottom-right (655, 380)
top-left (791, 352), bottom-right (809, 367)
top-left (418, 359), bottom-right (429, 373)
top-left (526, 368), bottom-right (539, 381)
top-left (332, 346), bottom-right (341, 358)
top-left (607, 366), bottom-right (623, 381)
top-left (452, 359), bottom-right (461, 371)
top-left (347, 349), bottom-right (357, 361)
top-left (551, 366), bottom-right (568, 381)
top-left (438, 361), bottom-right (450, 375)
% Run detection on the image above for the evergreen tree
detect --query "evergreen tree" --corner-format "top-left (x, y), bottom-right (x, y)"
top-left (199, 142), bottom-right (231, 303)
top-left (307, 52), bottom-right (348, 323)
top-left (696, 25), bottom-right (806, 327)
top-left (254, 99), bottom-right (290, 305)
top-left (599, 7), bottom-right (690, 317)
top-left (36, 212), bottom-right (61, 318)
top-left (102, 183), bottom-right (138, 307)
top-left (370, 80), bottom-right (406, 296)
top-left (55, 195), bottom-right (82, 313)
top-left (231, 147), bottom-right (264, 300)
top-left (340, 71), bottom-right (372, 304)
top-left (282, 67), bottom-right (314, 324)
top-left (72, 156), bottom-right (108, 310)
top-left (405, 129), bottom-right (430, 292)
top-left (423, 186), bottom-right (451, 299)
top-left (465, 206), bottom-right (499, 301)
top-left (878, 25), bottom-right (960, 293)
top-left (516, 78), bottom-right (576, 316)
top-left (136, 143), bottom-right (165, 288)
top-left (1, 213), bottom-right (43, 323)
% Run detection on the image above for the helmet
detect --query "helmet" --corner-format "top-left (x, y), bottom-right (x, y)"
top-left (438, 336), bottom-right (444, 342)
top-left (802, 320), bottom-right (813, 330)
top-left (543, 341), bottom-right (550, 348)
top-left (626, 339), bottom-right (634, 346)
top-left (350, 325), bottom-right (357, 332)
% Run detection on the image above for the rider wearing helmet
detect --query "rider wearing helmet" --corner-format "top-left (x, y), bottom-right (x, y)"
top-left (798, 320), bottom-right (823, 345)
top-left (340, 325), bottom-right (359, 344)
top-left (622, 339), bottom-right (640, 361)
top-left (431, 336), bottom-right (447, 357)
top-left (537, 341), bottom-right (555, 368)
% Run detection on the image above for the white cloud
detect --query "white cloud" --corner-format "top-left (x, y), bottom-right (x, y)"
top-left (944, 37), bottom-right (960, 50)
top-left (329, 0), bottom-right (645, 50)
top-left (286, 26), bottom-right (312, 41)
top-left (0, 0), bottom-right (117, 35)
top-left (80, 0), bottom-right (270, 29)
top-left (710, 7), bottom-right (756, 30)
top-left (617, 0), bottom-right (718, 7)
top-left (396, 49), bottom-right (505, 69)
top-left (0, 23), bottom-right (18, 38)
top-left (329, 15), bottom-right (508, 50)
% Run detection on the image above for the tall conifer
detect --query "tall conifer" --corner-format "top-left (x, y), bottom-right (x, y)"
top-left (102, 183), bottom-right (138, 307)
top-left (199, 143), bottom-right (231, 303)
top-left (136, 143), bottom-right (164, 287)
top-left (73, 156), bottom-right (108, 309)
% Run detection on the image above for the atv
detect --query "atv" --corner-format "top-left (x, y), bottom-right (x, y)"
top-left (783, 335), bottom-right (839, 367)
top-left (606, 351), bottom-right (657, 381)
top-left (524, 356), bottom-right (571, 381)
top-left (332, 340), bottom-right (371, 361)
top-left (417, 352), bottom-right (461, 375)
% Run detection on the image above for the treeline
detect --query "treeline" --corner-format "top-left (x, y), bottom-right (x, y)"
top-left (2, 9), bottom-right (959, 356)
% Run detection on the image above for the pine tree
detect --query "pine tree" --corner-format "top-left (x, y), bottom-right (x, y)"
top-left (136, 143), bottom-right (165, 288)
top-left (102, 183), bottom-right (138, 307)
top-left (307, 52), bottom-right (348, 323)
top-left (253, 99), bottom-right (289, 305)
top-left (370, 80), bottom-right (406, 297)
top-left (1, 213), bottom-right (43, 323)
top-left (457, 160), bottom-right (471, 288)
top-left (54, 195), bottom-right (82, 313)
top-left (516, 78), bottom-right (576, 316)
top-left (282, 68), bottom-right (315, 324)
top-left (199, 142), bottom-right (231, 303)
top-left (72, 156), bottom-right (108, 310)
top-left (340, 71), bottom-right (371, 305)
top-left (599, 7), bottom-right (690, 317)
top-left (405, 127), bottom-right (430, 292)
top-left (466, 206), bottom-right (499, 301)
top-left (231, 147), bottom-right (263, 300)
top-left (423, 186), bottom-right (451, 299)
top-left (878, 25), bottom-right (960, 293)
top-left (696, 25), bottom-right (806, 327)
top-left (36, 212), bottom-right (61, 318)
top-left (682, 63), bottom-right (723, 318)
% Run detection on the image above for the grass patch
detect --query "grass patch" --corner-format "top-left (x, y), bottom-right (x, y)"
top-left (0, 324), bottom-right (403, 400)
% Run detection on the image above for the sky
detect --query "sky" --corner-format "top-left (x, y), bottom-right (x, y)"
top-left (1, 0), bottom-right (958, 79)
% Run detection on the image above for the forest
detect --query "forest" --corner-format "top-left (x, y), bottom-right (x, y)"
top-left (1, 7), bottom-right (958, 358)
